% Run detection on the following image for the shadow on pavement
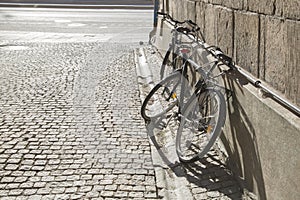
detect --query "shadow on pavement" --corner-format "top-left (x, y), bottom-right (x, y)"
top-left (145, 115), bottom-right (243, 199)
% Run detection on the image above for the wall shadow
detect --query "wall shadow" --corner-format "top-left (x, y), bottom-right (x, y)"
top-left (220, 71), bottom-right (267, 199)
top-left (143, 69), bottom-right (267, 199)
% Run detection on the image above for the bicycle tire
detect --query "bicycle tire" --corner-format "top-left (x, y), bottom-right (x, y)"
top-left (176, 88), bottom-right (226, 163)
top-left (141, 71), bottom-right (182, 122)
top-left (160, 47), bottom-right (183, 80)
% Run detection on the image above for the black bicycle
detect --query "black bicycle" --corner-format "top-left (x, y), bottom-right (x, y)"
top-left (141, 15), bottom-right (236, 162)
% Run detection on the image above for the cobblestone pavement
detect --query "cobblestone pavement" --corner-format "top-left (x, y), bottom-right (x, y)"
top-left (0, 41), bottom-right (158, 199)
top-left (0, 40), bottom-right (244, 200)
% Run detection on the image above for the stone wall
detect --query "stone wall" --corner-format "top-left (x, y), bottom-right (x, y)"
top-left (155, 0), bottom-right (300, 199)
top-left (162, 0), bottom-right (299, 107)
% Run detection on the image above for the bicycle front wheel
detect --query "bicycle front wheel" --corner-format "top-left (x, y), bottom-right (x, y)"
top-left (141, 71), bottom-right (182, 122)
top-left (176, 88), bottom-right (226, 163)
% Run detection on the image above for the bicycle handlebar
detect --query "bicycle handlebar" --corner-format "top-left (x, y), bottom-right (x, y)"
top-left (214, 49), bottom-right (233, 66)
top-left (158, 12), bottom-right (205, 42)
top-left (201, 44), bottom-right (235, 69)
top-left (187, 19), bottom-right (198, 27)
top-left (158, 12), bottom-right (199, 31)
top-left (158, 12), bottom-right (234, 69)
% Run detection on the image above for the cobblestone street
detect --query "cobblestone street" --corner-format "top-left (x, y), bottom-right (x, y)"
top-left (0, 39), bottom-right (245, 200)
top-left (0, 6), bottom-right (245, 200)
top-left (0, 42), bottom-right (158, 199)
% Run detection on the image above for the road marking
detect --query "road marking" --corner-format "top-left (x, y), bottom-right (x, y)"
top-left (0, 31), bottom-right (113, 42)
top-left (54, 19), bottom-right (71, 23)
top-left (67, 23), bottom-right (86, 27)
top-left (0, 45), bottom-right (29, 51)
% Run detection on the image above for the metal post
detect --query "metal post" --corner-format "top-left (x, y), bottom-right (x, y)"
top-left (153, 0), bottom-right (159, 27)
top-left (148, 0), bottom-right (159, 44)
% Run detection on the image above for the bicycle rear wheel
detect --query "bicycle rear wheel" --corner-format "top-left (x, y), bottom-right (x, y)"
top-left (141, 71), bottom-right (182, 122)
top-left (160, 48), bottom-right (184, 80)
top-left (176, 88), bottom-right (226, 163)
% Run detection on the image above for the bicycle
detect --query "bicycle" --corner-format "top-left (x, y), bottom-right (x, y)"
top-left (157, 12), bottom-right (205, 80)
top-left (141, 18), bottom-right (236, 162)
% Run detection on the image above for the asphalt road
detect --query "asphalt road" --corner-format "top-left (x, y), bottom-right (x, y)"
top-left (0, 7), bottom-right (153, 43)
top-left (0, 0), bottom-right (153, 5)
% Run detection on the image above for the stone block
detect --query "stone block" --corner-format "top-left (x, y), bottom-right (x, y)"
top-left (175, 0), bottom-right (186, 21)
top-left (261, 16), bottom-right (286, 93)
top-left (209, 0), bottom-right (222, 5)
top-left (199, 0), bottom-right (209, 3)
top-left (168, 0), bottom-right (176, 16)
top-left (222, 0), bottom-right (244, 10)
top-left (234, 11), bottom-right (259, 76)
top-left (195, 1), bottom-right (206, 34)
top-left (181, 0), bottom-right (189, 20)
top-left (204, 4), bottom-right (217, 45)
top-left (259, 16), bottom-right (299, 106)
top-left (275, 0), bottom-right (300, 20)
top-left (177, 0), bottom-right (196, 21)
top-left (196, 0), bottom-right (244, 10)
top-left (247, 0), bottom-right (276, 15)
top-left (186, 0), bottom-right (196, 21)
top-left (285, 20), bottom-right (300, 106)
top-left (216, 7), bottom-right (234, 56)
top-left (258, 16), bottom-right (265, 80)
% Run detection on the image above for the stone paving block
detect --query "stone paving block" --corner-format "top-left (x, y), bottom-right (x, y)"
top-left (23, 188), bottom-right (37, 195)
top-left (194, 192), bottom-right (207, 200)
top-left (0, 37), bottom-right (244, 200)
top-left (1, 177), bottom-right (15, 183)
top-left (5, 183), bottom-right (20, 190)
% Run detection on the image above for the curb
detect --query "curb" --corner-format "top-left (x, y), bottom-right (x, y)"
top-left (135, 47), bottom-right (194, 200)
top-left (0, 3), bottom-right (154, 9)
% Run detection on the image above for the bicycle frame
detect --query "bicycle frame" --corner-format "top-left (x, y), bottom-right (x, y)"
top-left (166, 44), bottom-right (228, 122)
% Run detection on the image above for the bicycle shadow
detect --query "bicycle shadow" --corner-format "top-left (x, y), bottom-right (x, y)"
top-left (220, 71), bottom-right (267, 199)
top-left (145, 116), bottom-right (243, 199)
top-left (146, 116), bottom-right (180, 168)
